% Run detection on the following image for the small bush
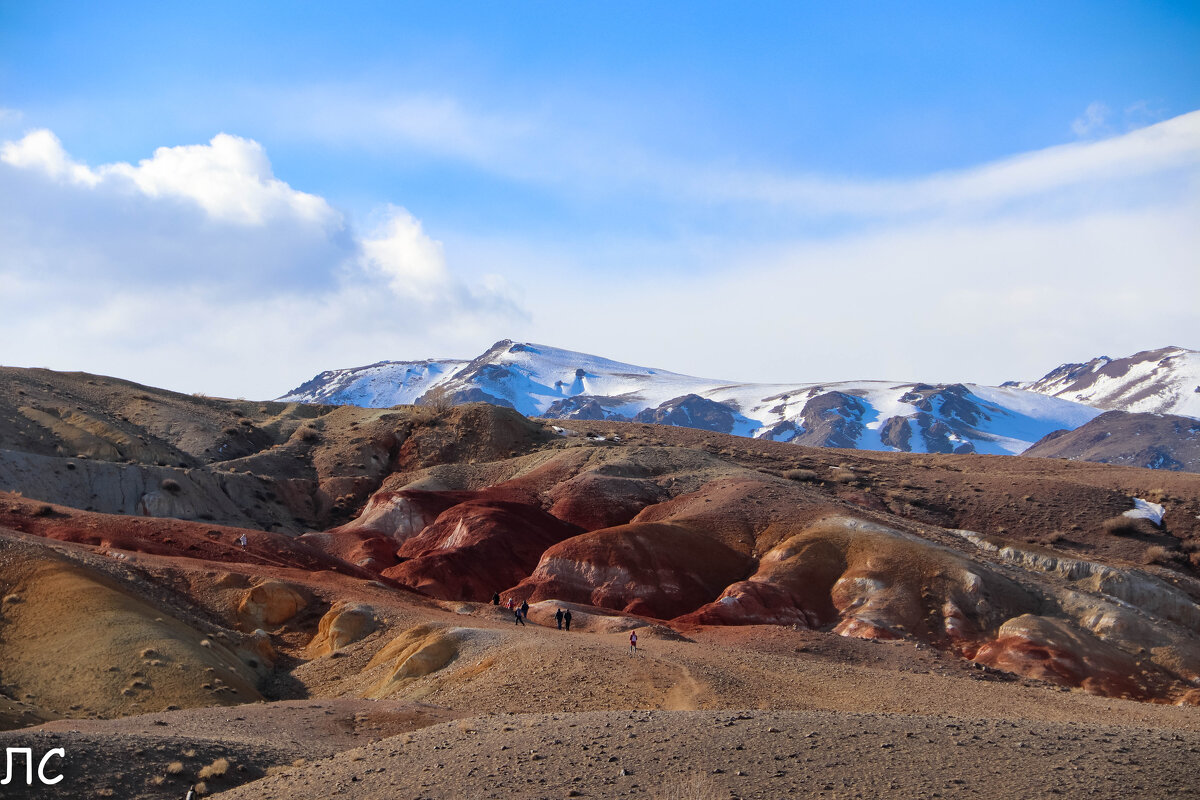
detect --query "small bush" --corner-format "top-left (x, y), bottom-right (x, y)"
top-left (421, 385), bottom-right (455, 415)
top-left (830, 468), bottom-right (858, 484)
top-left (198, 758), bottom-right (229, 780)
top-left (1143, 545), bottom-right (1170, 565)
top-left (1102, 516), bottom-right (1141, 536)
top-left (161, 478), bottom-right (182, 494)
top-left (783, 468), bottom-right (818, 482)
top-left (32, 504), bottom-right (53, 517)
top-left (166, 761), bottom-right (184, 776)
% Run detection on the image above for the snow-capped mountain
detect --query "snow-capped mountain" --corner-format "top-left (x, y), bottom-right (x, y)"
top-left (280, 340), bottom-right (1102, 455)
top-left (281, 358), bottom-right (469, 407)
top-left (1014, 346), bottom-right (1200, 419)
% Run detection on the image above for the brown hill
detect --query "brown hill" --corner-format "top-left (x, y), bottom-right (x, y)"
top-left (1023, 409), bottom-right (1200, 472)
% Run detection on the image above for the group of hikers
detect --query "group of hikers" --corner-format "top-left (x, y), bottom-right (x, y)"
top-left (490, 591), bottom-right (640, 654)
top-left (492, 592), bottom-right (572, 629)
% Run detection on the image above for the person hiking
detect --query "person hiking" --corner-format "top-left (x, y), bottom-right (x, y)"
top-left (492, 591), bottom-right (500, 605)
top-left (555, 608), bottom-right (564, 630)
top-left (506, 597), bottom-right (514, 610)
top-left (629, 630), bottom-right (638, 655)
top-left (514, 606), bottom-right (526, 626)
top-left (237, 533), bottom-right (248, 549)
top-left (520, 599), bottom-right (529, 618)
top-left (563, 609), bottom-right (572, 631)
top-left (185, 786), bottom-right (196, 800)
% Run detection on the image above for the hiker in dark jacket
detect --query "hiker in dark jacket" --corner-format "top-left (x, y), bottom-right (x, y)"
top-left (492, 591), bottom-right (500, 605)
top-left (555, 608), bottom-right (564, 629)
top-left (563, 609), bottom-right (572, 631)
top-left (514, 607), bottom-right (526, 626)
top-left (520, 599), bottom-right (529, 618)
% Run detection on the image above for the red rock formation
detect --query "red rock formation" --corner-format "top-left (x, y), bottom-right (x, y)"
top-left (971, 615), bottom-right (1174, 700)
top-left (511, 522), bottom-right (756, 619)
top-left (330, 489), bottom-right (472, 543)
top-left (679, 518), bottom-right (1036, 649)
top-left (382, 500), bottom-right (582, 602)
top-left (547, 473), bottom-right (665, 531)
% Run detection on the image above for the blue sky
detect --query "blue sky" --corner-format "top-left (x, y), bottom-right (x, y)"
top-left (1, 2), bottom-right (1198, 397)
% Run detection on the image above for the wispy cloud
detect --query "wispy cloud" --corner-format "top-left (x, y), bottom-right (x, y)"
top-left (260, 87), bottom-right (1200, 225)
top-left (1071, 101), bottom-right (1112, 138)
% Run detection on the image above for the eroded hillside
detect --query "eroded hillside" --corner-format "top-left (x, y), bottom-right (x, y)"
top-left (2, 367), bottom-right (1200, 798)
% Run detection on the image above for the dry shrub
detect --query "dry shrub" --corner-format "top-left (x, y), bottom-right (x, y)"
top-left (1143, 546), bottom-right (1170, 565)
top-left (194, 782), bottom-right (208, 795)
top-left (161, 478), bottom-right (181, 494)
top-left (830, 468), bottom-right (858, 484)
top-left (1102, 516), bottom-right (1141, 537)
top-left (32, 504), bottom-right (53, 517)
top-left (783, 468), bottom-right (818, 482)
top-left (422, 385), bottom-right (454, 414)
top-left (1046, 531), bottom-right (1067, 545)
top-left (166, 761), bottom-right (184, 776)
top-left (1181, 540), bottom-right (1200, 553)
top-left (198, 757), bottom-right (230, 780)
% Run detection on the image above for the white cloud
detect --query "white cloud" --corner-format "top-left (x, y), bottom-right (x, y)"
top-left (361, 206), bottom-right (451, 296)
top-left (2, 129), bottom-right (337, 226)
top-left (1, 128), bottom-right (99, 185)
top-left (0, 128), bottom-right (524, 398)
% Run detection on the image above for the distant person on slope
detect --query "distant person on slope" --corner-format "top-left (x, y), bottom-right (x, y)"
top-left (520, 599), bottom-right (529, 618)
top-left (514, 607), bottom-right (526, 626)
top-left (492, 591), bottom-right (501, 605)
top-left (237, 533), bottom-right (248, 549)
top-left (555, 608), bottom-right (564, 629)
top-left (629, 630), bottom-right (638, 655)
top-left (563, 610), bottom-right (572, 631)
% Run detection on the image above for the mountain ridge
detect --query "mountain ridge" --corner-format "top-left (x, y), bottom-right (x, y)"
top-left (279, 339), bottom-right (1103, 456)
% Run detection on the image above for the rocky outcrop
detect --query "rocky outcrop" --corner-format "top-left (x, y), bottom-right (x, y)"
top-left (237, 581), bottom-right (308, 629)
top-left (791, 392), bottom-right (867, 449)
top-left (306, 602), bottom-right (379, 657)
top-left (382, 500), bottom-right (583, 602)
top-left (511, 522), bottom-right (756, 618)
top-left (634, 395), bottom-right (737, 433)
